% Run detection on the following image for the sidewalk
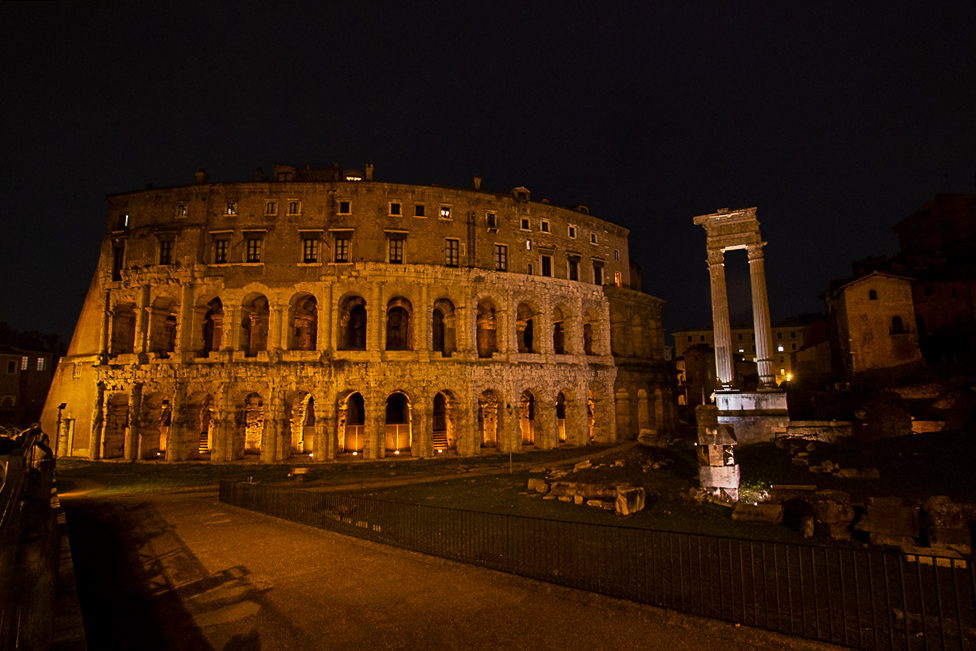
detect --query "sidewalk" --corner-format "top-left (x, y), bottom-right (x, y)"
top-left (61, 488), bottom-right (844, 651)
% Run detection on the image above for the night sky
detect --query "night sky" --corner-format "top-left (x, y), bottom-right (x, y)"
top-left (2, 2), bottom-right (974, 346)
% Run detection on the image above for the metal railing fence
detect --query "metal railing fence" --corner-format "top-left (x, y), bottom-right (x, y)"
top-left (220, 481), bottom-right (976, 650)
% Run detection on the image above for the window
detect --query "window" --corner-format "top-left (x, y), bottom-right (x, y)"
top-left (791, 343), bottom-right (796, 350)
top-left (117, 213), bottom-right (129, 230)
top-left (302, 237), bottom-right (319, 263)
top-left (614, 249), bottom-right (619, 261)
top-left (334, 234), bottom-right (351, 262)
top-left (541, 255), bottom-right (552, 277)
top-left (790, 331), bottom-right (796, 339)
top-left (158, 239), bottom-right (173, 265)
top-left (494, 244), bottom-right (507, 271)
top-left (869, 289), bottom-right (877, 300)
top-left (593, 262), bottom-right (603, 285)
top-left (226, 202), bottom-right (237, 215)
top-left (390, 202), bottom-right (401, 216)
top-left (338, 201), bottom-right (351, 214)
top-left (176, 203), bottom-right (187, 218)
top-left (36, 358), bottom-right (45, 371)
top-left (389, 238), bottom-right (404, 264)
top-left (738, 334), bottom-right (743, 340)
top-left (288, 200), bottom-right (301, 215)
top-left (440, 205), bottom-right (452, 219)
top-left (414, 203), bottom-right (426, 217)
top-left (568, 256), bottom-right (579, 281)
top-left (112, 243), bottom-right (125, 281)
top-left (21, 356), bottom-right (28, 371)
top-left (891, 315), bottom-right (906, 335)
top-left (445, 239), bottom-right (459, 267)
top-left (527, 263), bottom-right (533, 275)
top-left (700, 335), bottom-right (705, 342)
top-left (266, 201), bottom-right (277, 216)
top-left (590, 232), bottom-right (598, 244)
top-left (246, 237), bottom-right (262, 263)
top-left (486, 212), bottom-right (497, 229)
top-left (541, 220), bottom-right (550, 233)
top-left (614, 272), bottom-right (621, 287)
top-left (568, 225), bottom-right (576, 238)
top-left (277, 171), bottom-right (294, 181)
top-left (214, 239), bottom-right (229, 264)
top-left (520, 218), bottom-right (530, 230)
top-left (924, 286), bottom-right (933, 296)
top-left (777, 332), bottom-right (783, 339)
top-left (687, 336), bottom-right (692, 342)
top-left (6, 361), bottom-right (15, 374)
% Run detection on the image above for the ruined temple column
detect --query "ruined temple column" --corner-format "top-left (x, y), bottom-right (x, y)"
top-left (317, 283), bottom-right (332, 352)
top-left (707, 248), bottom-right (734, 390)
top-left (748, 244), bottom-right (776, 388)
top-left (124, 384), bottom-right (142, 461)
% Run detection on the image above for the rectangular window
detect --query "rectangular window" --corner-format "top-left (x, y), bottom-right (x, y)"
top-left (445, 239), bottom-right (459, 267)
top-left (568, 225), bottom-right (576, 238)
top-left (541, 220), bottom-right (550, 233)
top-left (791, 343), bottom-right (797, 350)
top-left (614, 271), bottom-right (621, 287)
top-left (527, 263), bottom-right (533, 275)
top-left (338, 201), bottom-right (351, 214)
top-left (389, 238), bottom-right (404, 264)
top-left (214, 239), bottom-right (229, 264)
top-left (593, 262), bottom-right (603, 285)
top-left (7, 360), bottom-right (16, 374)
top-left (494, 244), bottom-right (507, 271)
top-left (176, 203), bottom-right (187, 218)
top-left (302, 237), bottom-right (319, 263)
top-left (541, 255), bottom-right (552, 277)
top-left (112, 243), bottom-right (125, 281)
top-left (440, 205), bottom-right (452, 220)
top-left (21, 356), bottom-right (28, 371)
top-left (614, 249), bottom-right (619, 261)
top-left (414, 203), bottom-right (426, 217)
top-left (568, 257), bottom-right (579, 281)
top-left (334, 235), bottom-right (350, 262)
top-left (486, 212), bottom-right (497, 229)
top-left (288, 200), bottom-right (301, 215)
top-left (590, 232), bottom-right (598, 244)
top-left (158, 239), bottom-right (173, 265)
top-left (246, 237), bottom-right (262, 263)
top-left (36, 358), bottom-right (45, 371)
top-left (520, 218), bottom-right (530, 230)
top-left (790, 331), bottom-right (796, 339)
top-left (226, 202), bottom-right (237, 215)
top-left (390, 202), bottom-right (401, 216)
top-left (266, 200), bottom-right (277, 215)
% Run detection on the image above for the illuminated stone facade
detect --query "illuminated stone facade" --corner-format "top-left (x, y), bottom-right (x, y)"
top-left (41, 164), bottom-right (674, 462)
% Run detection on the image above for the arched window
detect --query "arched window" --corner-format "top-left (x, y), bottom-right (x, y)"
top-left (338, 296), bottom-right (367, 350)
top-left (868, 289), bottom-right (878, 300)
top-left (891, 315), bottom-right (905, 334)
top-left (476, 301), bottom-right (498, 358)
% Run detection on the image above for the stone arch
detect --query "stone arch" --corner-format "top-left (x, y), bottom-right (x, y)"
top-left (555, 390), bottom-right (582, 444)
top-left (242, 392), bottom-right (264, 455)
top-left (386, 296), bottom-right (413, 351)
top-left (187, 392), bottom-right (215, 459)
top-left (149, 295), bottom-right (179, 357)
top-left (102, 393), bottom-right (129, 459)
top-left (552, 304), bottom-right (572, 355)
top-left (338, 391), bottom-right (365, 455)
top-left (637, 388), bottom-right (650, 431)
top-left (385, 391), bottom-right (412, 454)
top-left (476, 299), bottom-right (499, 358)
top-left (433, 389), bottom-right (459, 453)
top-left (139, 392), bottom-right (171, 459)
top-left (478, 389), bottom-right (503, 448)
top-left (338, 294), bottom-right (368, 350)
top-left (583, 308), bottom-right (601, 356)
top-left (516, 302), bottom-right (539, 353)
top-left (287, 391), bottom-right (316, 455)
top-left (518, 389), bottom-right (537, 446)
top-left (240, 294), bottom-right (270, 357)
top-left (110, 302), bottom-right (137, 355)
top-left (610, 305), bottom-right (630, 356)
top-left (289, 293), bottom-right (318, 351)
top-left (432, 298), bottom-right (457, 357)
top-left (201, 297), bottom-right (224, 355)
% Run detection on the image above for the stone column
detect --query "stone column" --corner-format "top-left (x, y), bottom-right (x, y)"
top-left (175, 283), bottom-right (194, 355)
top-left (166, 383), bottom-right (186, 462)
top-left (372, 283), bottom-right (384, 352)
top-left (224, 305), bottom-right (240, 352)
top-left (316, 396), bottom-right (336, 461)
top-left (90, 383), bottom-right (106, 460)
top-left (269, 302), bottom-right (283, 352)
top-left (124, 384), bottom-right (142, 461)
top-left (707, 248), bottom-right (734, 390)
top-left (261, 391), bottom-right (280, 463)
top-left (418, 283), bottom-right (429, 352)
top-left (748, 244), bottom-right (776, 388)
top-left (317, 284), bottom-right (332, 352)
top-left (99, 291), bottom-right (111, 361)
top-left (134, 285), bottom-right (150, 355)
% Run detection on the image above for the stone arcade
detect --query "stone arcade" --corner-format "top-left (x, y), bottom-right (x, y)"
top-left (41, 163), bottom-right (675, 462)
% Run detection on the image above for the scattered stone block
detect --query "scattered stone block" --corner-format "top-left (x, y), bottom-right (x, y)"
top-left (557, 496), bottom-right (572, 502)
top-left (574, 460), bottom-right (592, 470)
top-left (614, 486), bottom-right (645, 516)
top-left (527, 478), bottom-right (549, 493)
top-left (542, 495), bottom-right (556, 500)
top-left (856, 497), bottom-right (920, 540)
top-left (835, 468), bottom-right (880, 479)
top-left (574, 495), bottom-right (584, 505)
top-left (800, 515), bottom-right (815, 538)
top-left (732, 503), bottom-right (783, 524)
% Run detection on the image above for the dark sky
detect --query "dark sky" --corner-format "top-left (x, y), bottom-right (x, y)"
top-left (2, 1), bottom-right (974, 345)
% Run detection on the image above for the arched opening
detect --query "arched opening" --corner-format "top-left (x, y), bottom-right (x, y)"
top-left (140, 393), bottom-right (171, 459)
top-left (476, 300), bottom-right (498, 358)
top-left (869, 289), bottom-right (878, 300)
top-left (552, 306), bottom-right (568, 354)
top-left (588, 390), bottom-right (595, 441)
top-left (241, 294), bottom-right (270, 357)
top-left (478, 390), bottom-right (501, 448)
top-left (339, 296), bottom-right (367, 350)
top-left (103, 393), bottom-right (129, 459)
top-left (610, 306), bottom-right (630, 356)
top-left (518, 390), bottom-right (536, 446)
top-left (338, 392), bottom-right (365, 455)
top-left (584, 309), bottom-right (600, 356)
top-left (556, 392), bottom-right (567, 442)
top-left (190, 393), bottom-right (215, 458)
top-left (202, 298), bottom-right (223, 354)
top-left (637, 388), bottom-right (650, 431)
top-left (110, 303), bottom-right (137, 355)
top-left (291, 295), bottom-right (318, 350)
top-left (432, 298), bottom-right (457, 357)
top-left (891, 315), bottom-right (905, 334)
top-left (433, 391), bottom-right (457, 453)
top-left (616, 387), bottom-right (632, 438)
top-left (385, 392), bottom-right (411, 454)
top-left (631, 315), bottom-right (646, 358)
top-left (243, 393), bottom-right (264, 455)
top-left (288, 392), bottom-right (315, 456)
top-left (517, 303), bottom-right (535, 353)
top-left (583, 323), bottom-right (593, 355)
top-left (149, 296), bottom-right (179, 357)
top-left (386, 297), bottom-right (412, 350)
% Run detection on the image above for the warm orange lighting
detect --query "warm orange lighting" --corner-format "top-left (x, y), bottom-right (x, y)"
top-left (394, 450), bottom-right (400, 455)
top-left (786, 373), bottom-right (793, 381)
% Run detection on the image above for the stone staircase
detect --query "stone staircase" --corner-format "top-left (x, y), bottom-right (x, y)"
top-left (432, 429), bottom-right (449, 451)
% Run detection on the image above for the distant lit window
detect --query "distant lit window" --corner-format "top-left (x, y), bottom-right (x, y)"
top-left (226, 202), bottom-right (237, 215)
top-left (36, 358), bottom-right (45, 371)
top-left (780, 368), bottom-right (786, 375)
top-left (338, 201), bottom-right (351, 214)
top-left (288, 200), bottom-right (302, 215)
top-left (614, 271), bottom-right (621, 287)
top-left (214, 239), bottom-right (229, 264)
top-left (414, 204), bottom-right (426, 217)
top-left (117, 213), bottom-right (129, 230)
top-left (739, 348), bottom-right (744, 353)
top-left (266, 201), bottom-right (277, 215)
top-left (246, 237), bottom-right (262, 263)
top-left (302, 237), bottom-right (319, 263)
top-left (21, 356), bottom-right (28, 371)
top-left (445, 239), bottom-right (459, 267)
top-left (390, 202), bottom-right (401, 216)
top-left (440, 205), bottom-right (452, 220)
top-left (494, 244), bottom-right (507, 271)
top-left (777, 345), bottom-right (784, 352)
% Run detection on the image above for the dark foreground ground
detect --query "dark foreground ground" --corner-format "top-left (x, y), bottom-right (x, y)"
top-left (60, 483), bottom-right (843, 651)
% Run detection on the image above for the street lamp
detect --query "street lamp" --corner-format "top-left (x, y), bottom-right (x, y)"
top-left (56, 403), bottom-right (67, 458)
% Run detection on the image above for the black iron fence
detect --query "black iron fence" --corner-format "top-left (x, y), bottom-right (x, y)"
top-left (220, 481), bottom-right (976, 650)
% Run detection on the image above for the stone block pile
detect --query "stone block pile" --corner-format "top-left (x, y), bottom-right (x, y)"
top-left (525, 477), bottom-right (646, 516)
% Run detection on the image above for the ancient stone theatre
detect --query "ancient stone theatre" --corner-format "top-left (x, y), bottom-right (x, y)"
top-left (41, 163), bottom-right (674, 463)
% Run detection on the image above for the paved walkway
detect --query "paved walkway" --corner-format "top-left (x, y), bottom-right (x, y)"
top-left (61, 488), bottom-right (844, 651)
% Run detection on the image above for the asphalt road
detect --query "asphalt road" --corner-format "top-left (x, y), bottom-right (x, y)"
top-left (61, 484), bottom-right (843, 651)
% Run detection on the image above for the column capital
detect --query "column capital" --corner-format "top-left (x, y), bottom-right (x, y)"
top-left (747, 243), bottom-right (767, 261)
top-left (706, 248), bottom-right (725, 266)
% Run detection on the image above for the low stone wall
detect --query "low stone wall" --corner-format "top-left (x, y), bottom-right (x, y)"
top-left (782, 421), bottom-right (853, 443)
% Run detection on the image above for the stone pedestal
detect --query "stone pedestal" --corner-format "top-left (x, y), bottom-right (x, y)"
top-left (715, 390), bottom-right (789, 445)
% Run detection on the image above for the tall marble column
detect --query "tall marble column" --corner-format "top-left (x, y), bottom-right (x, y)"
top-left (707, 248), bottom-right (734, 390)
top-left (748, 244), bottom-right (775, 388)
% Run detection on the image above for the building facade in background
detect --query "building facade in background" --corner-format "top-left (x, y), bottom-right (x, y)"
top-left (41, 163), bottom-right (674, 462)
top-left (0, 345), bottom-right (56, 430)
